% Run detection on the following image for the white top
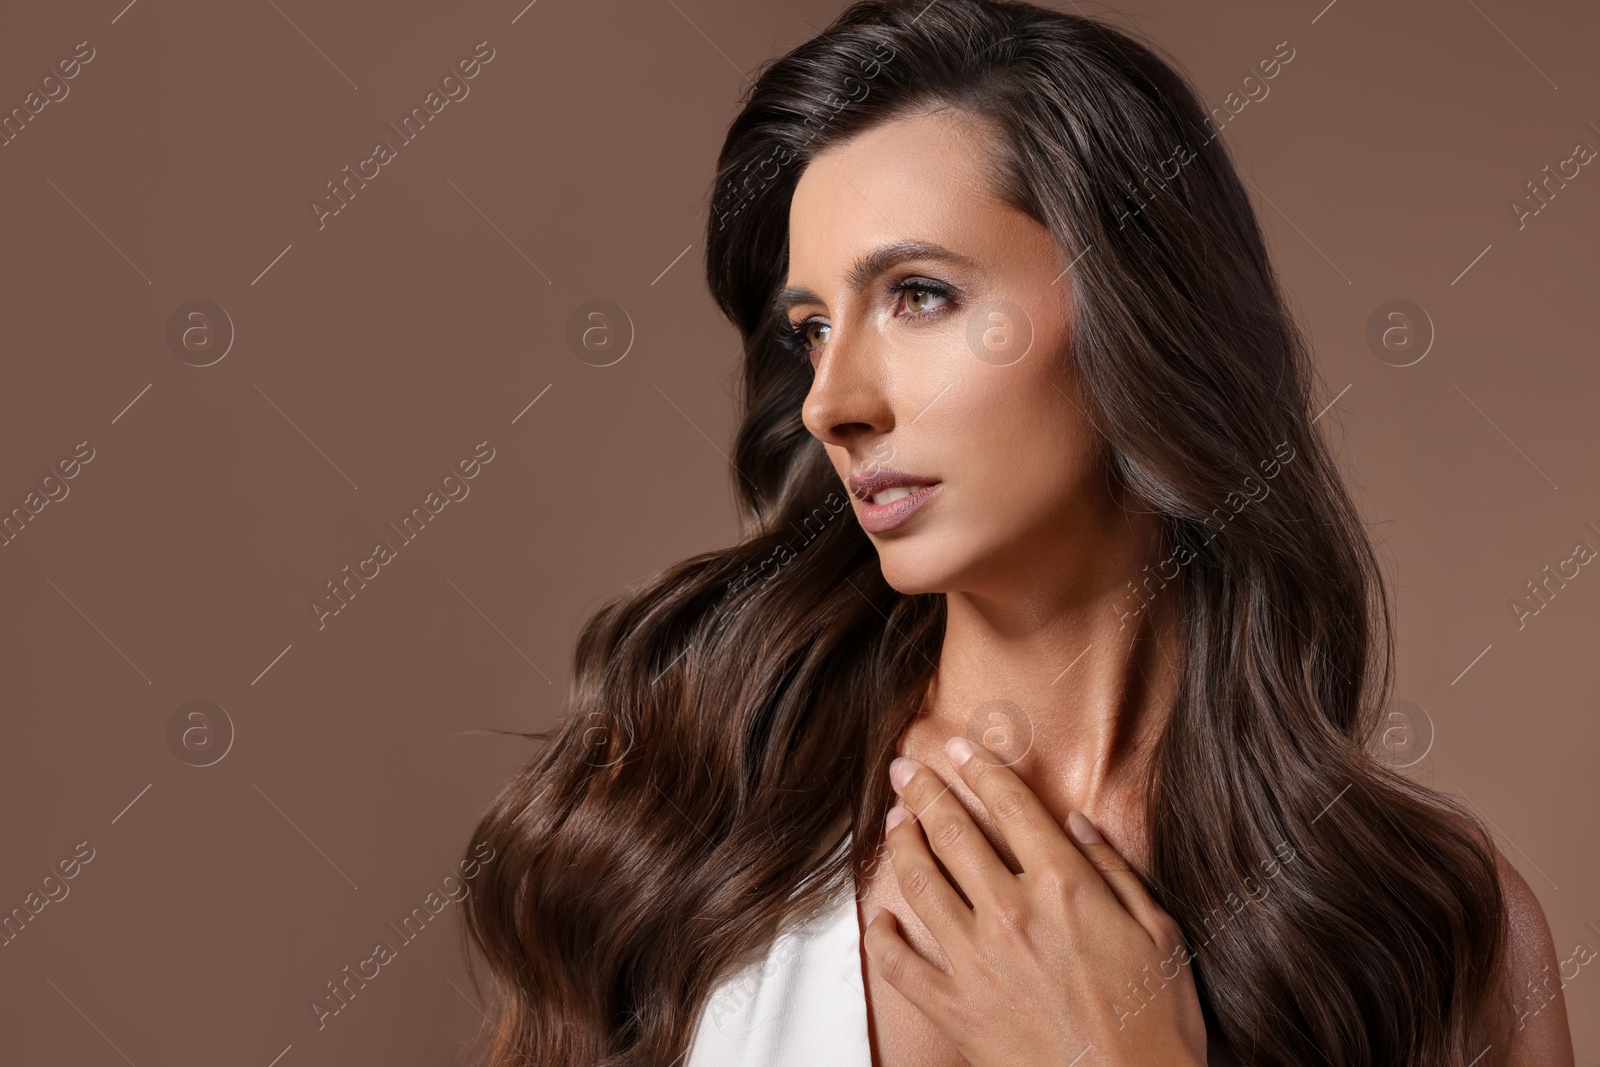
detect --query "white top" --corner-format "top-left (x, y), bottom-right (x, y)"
top-left (685, 876), bottom-right (872, 1066)
top-left (684, 869), bottom-right (1246, 1067)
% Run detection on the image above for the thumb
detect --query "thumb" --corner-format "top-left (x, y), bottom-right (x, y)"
top-left (1065, 809), bottom-right (1174, 944)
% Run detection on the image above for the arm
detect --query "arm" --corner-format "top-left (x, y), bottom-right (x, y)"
top-left (1490, 842), bottom-right (1576, 1067)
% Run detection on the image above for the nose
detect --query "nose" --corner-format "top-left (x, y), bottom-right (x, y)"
top-left (799, 327), bottom-right (894, 450)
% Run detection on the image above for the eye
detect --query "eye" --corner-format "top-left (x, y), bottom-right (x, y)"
top-left (891, 279), bottom-right (952, 316)
top-left (777, 317), bottom-right (829, 357)
top-left (775, 277), bottom-right (957, 362)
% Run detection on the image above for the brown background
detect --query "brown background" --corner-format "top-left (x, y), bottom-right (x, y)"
top-left (2, 0), bottom-right (1595, 1061)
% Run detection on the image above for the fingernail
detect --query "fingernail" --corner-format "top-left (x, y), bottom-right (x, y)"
top-left (889, 757), bottom-right (916, 790)
top-left (885, 805), bottom-right (909, 832)
top-left (1067, 809), bottom-right (1103, 845)
top-left (865, 905), bottom-right (884, 924)
top-left (945, 736), bottom-right (974, 767)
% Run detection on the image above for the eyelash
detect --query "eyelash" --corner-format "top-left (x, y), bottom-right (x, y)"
top-left (776, 278), bottom-right (957, 358)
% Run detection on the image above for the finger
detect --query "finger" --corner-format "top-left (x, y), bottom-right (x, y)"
top-left (889, 757), bottom-right (1014, 911)
top-left (883, 801), bottom-right (978, 949)
top-left (1065, 808), bottom-right (1180, 947)
top-left (861, 904), bottom-right (961, 1013)
top-left (943, 736), bottom-right (1084, 881)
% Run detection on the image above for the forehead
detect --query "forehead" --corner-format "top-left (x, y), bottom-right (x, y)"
top-left (787, 108), bottom-right (1009, 271)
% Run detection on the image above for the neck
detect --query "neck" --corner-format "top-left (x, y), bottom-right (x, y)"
top-left (908, 515), bottom-right (1184, 858)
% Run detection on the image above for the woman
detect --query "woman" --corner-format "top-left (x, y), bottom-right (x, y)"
top-left (460, 1), bottom-right (1575, 1064)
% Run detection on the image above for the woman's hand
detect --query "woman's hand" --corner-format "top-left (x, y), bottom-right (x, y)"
top-left (862, 736), bottom-right (1209, 1067)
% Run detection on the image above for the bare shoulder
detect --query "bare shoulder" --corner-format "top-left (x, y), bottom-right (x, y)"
top-left (1445, 809), bottom-right (1576, 1066)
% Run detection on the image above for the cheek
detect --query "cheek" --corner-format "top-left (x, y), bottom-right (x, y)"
top-left (940, 375), bottom-right (1095, 518)
top-left (909, 290), bottom-right (1087, 539)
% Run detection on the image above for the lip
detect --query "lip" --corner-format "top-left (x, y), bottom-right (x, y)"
top-left (847, 467), bottom-right (943, 534)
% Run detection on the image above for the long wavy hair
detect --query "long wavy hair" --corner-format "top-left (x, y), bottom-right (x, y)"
top-left (459, 2), bottom-right (1509, 1063)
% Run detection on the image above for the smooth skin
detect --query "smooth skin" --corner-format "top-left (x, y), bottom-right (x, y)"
top-left (872, 738), bottom-right (1208, 1067)
top-left (785, 104), bottom-right (1574, 1066)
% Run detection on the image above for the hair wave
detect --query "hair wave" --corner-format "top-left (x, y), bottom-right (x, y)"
top-left (459, 2), bottom-right (1509, 1063)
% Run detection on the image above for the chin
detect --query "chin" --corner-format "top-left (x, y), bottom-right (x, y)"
top-left (871, 541), bottom-right (962, 596)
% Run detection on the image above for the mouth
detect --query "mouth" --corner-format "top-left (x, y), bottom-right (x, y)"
top-left (847, 467), bottom-right (943, 534)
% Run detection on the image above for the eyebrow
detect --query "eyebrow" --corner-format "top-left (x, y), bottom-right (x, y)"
top-left (774, 240), bottom-right (981, 317)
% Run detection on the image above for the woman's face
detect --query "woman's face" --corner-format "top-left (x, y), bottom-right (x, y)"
top-left (786, 107), bottom-right (1125, 599)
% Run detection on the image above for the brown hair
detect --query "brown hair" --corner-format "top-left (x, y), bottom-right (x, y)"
top-left (459, 2), bottom-right (1508, 1063)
